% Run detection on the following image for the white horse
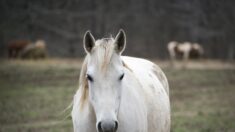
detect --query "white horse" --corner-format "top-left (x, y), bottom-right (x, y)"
top-left (167, 41), bottom-right (204, 67)
top-left (72, 29), bottom-right (170, 132)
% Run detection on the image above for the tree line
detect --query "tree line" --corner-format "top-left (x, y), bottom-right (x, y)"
top-left (0, 0), bottom-right (234, 59)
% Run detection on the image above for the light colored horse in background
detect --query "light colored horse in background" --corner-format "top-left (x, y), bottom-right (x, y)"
top-left (72, 29), bottom-right (170, 132)
top-left (167, 41), bottom-right (204, 67)
top-left (21, 40), bottom-right (47, 59)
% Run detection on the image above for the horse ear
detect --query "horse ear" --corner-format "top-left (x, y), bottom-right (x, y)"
top-left (83, 31), bottom-right (95, 53)
top-left (114, 29), bottom-right (126, 54)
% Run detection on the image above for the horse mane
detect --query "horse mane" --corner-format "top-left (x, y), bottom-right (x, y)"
top-left (78, 56), bottom-right (89, 109)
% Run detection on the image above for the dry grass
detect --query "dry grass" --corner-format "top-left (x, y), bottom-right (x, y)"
top-left (0, 59), bottom-right (234, 132)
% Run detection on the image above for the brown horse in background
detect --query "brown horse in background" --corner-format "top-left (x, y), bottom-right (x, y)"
top-left (7, 40), bottom-right (31, 58)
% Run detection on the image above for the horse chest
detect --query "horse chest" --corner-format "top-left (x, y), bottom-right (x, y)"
top-left (117, 88), bottom-right (148, 132)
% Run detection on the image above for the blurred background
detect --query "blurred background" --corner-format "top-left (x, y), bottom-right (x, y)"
top-left (1, 0), bottom-right (235, 59)
top-left (0, 0), bottom-right (235, 132)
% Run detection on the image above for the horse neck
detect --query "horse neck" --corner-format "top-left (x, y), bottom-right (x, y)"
top-left (120, 67), bottom-right (144, 103)
top-left (117, 68), bottom-right (148, 130)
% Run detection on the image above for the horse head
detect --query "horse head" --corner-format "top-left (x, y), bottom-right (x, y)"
top-left (83, 29), bottom-right (126, 132)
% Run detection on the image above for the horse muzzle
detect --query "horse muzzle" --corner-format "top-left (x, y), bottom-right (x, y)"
top-left (97, 119), bottom-right (118, 132)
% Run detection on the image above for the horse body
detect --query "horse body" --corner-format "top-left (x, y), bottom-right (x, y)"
top-left (72, 30), bottom-right (170, 132)
top-left (7, 40), bottom-right (31, 58)
top-left (120, 56), bottom-right (170, 132)
top-left (168, 41), bottom-right (204, 60)
top-left (167, 41), bottom-right (204, 67)
top-left (21, 40), bottom-right (47, 59)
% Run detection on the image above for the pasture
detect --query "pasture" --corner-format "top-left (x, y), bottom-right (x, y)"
top-left (0, 59), bottom-right (234, 132)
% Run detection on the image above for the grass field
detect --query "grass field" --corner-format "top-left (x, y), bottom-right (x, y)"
top-left (0, 59), bottom-right (234, 132)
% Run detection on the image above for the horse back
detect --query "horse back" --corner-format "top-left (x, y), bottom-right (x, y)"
top-left (8, 40), bottom-right (31, 50)
top-left (121, 56), bottom-right (169, 96)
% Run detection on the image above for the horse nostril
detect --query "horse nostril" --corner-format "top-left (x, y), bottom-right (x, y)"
top-left (97, 120), bottom-right (118, 132)
top-left (114, 121), bottom-right (118, 131)
top-left (97, 121), bottom-right (102, 132)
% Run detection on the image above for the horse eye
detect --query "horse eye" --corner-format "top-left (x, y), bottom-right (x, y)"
top-left (119, 73), bottom-right (125, 81)
top-left (86, 74), bottom-right (93, 82)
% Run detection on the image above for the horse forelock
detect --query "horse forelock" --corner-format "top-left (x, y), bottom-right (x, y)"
top-left (93, 38), bottom-right (116, 71)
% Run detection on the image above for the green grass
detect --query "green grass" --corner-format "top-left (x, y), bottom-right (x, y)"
top-left (0, 60), bottom-right (79, 132)
top-left (0, 59), bottom-right (234, 132)
top-left (166, 69), bottom-right (235, 132)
